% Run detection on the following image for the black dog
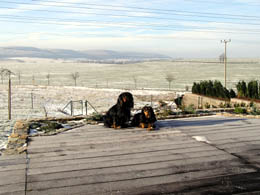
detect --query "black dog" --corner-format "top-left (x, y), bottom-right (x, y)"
top-left (131, 106), bottom-right (157, 130)
top-left (104, 92), bottom-right (134, 129)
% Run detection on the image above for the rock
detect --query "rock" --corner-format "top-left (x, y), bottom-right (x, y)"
top-left (10, 133), bottom-right (19, 138)
top-left (17, 146), bottom-right (27, 154)
top-left (8, 137), bottom-right (19, 143)
top-left (13, 120), bottom-right (29, 131)
top-left (20, 134), bottom-right (28, 139)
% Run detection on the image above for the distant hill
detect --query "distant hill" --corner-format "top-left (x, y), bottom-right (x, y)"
top-left (0, 47), bottom-right (171, 62)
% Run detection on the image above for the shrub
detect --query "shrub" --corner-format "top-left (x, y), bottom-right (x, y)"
top-left (184, 104), bottom-right (196, 114)
top-left (249, 105), bottom-right (260, 115)
top-left (240, 102), bottom-right (246, 107)
top-left (233, 103), bottom-right (240, 108)
top-left (250, 101), bottom-right (254, 107)
top-left (161, 109), bottom-right (174, 117)
top-left (86, 113), bottom-right (103, 122)
top-left (219, 102), bottom-right (225, 108)
top-left (204, 102), bottom-right (210, 109)
top-left (191, 80), bottom-right (233, 100)
top-left (247, 80), bottom-right (259, 99)
top-left (234, 107), bottom-right (247, 114)
top-left (158, 100), bottom-right (167, 107)
top-left (224, 102), bottom-right (231, 108)
top-left (236, 81), bottom-right (247, 98)
top-left (229, 89), bottom-right (236, 98)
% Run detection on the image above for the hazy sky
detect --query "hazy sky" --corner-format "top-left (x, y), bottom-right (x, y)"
top-left (1, 0), bottom-right (260, 58)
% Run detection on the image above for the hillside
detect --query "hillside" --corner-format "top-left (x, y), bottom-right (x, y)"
top-left (0, 47), bottom-right (171, 62)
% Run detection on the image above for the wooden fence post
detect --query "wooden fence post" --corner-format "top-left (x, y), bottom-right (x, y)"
top-left (85, 101), bottom-right (88, 116)
top-left (8, 77), bottom-right (11, 120)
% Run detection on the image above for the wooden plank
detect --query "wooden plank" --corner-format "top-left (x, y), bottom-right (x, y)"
top-left (27, 139), bottom-right (199, 159)
top-left (0, 154), bottom-right (26, 160)
top-left (0, 191), bottom-right (25, 195)
top-left (27, 135), bottom-right (191, 154)
top-left (26, 167), bottom-right (254, 195)
top-left (27, 158), bottom-right (245, 183)
top-left (116, 172), bottom-right (260, 195)
top-left (0, 171), bottom-right (25, 186)
top-left (0, 183), bottom-right (25, 195)
top-left (215, 137), bottom-right (260, 146)
top-left (0, 158), bottom-right (27, 166)
top-left (28, 130), bottom-right (184, 148)
top-left (26, 160), bottom-right (254, 191)
top-left (28, 143), bottom-right (213, 164)
top-left (27, 154), bottom-right (236, 175)
top-left (29, 147), bottom-right (223, 169)
top-left (184, 126), bottom-right (260, 136)
top-left (179, 123), bottom-right (258, 134)
top-left (0, 169), bottom-right (25, 178)
top-left (0, 163), bottom-right (26, 172)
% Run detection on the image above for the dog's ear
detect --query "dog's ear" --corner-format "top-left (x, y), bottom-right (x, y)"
top-left (117, 94), bottom-right (123, 106)
top-left (141, 107), bottom-right (145, 114)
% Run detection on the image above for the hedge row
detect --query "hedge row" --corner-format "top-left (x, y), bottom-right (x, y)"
top-left (192, 80), bottom-right (236, 99)
top-left (236, 80), bottom-right (260, 99)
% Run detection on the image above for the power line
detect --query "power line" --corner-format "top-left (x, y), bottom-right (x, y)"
top-left (2, 0), bottom-right (260, 22)
top-left (1, 5), bottom-right (260, 27)
top-left (2, 16), bottom-right (260, 35)
top-left (30, 0), bottom-right (260, 19)
top-left (183, 0), bottom-right (260, 7)
top-left (2, 14), bottom-right (260, 33)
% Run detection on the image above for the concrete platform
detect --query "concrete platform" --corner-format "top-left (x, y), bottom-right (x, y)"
top-left (1, 116), bottom-right (260, 195)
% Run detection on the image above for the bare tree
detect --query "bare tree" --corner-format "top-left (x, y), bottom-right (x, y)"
top-left (219, 53), bottom-right (225, 63)
top-left (46, 73), bottom-right (50, 86)
top-left (71, 72), bottom-right (80, 86)
top-left (165, 73), bottom-right (174, 90)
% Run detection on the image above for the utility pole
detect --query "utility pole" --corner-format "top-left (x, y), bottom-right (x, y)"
top-left (220, 39), bottom-right (231, 88)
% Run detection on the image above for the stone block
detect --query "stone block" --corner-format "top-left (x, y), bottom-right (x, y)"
top-left (13, 121), bottom-right (29, 131)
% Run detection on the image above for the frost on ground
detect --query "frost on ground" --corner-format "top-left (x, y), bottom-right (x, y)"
top-left (192, 136), bottom-right (211, 144)
top-left (0, 85), bottom-right (177, 120)
top-left (0, 85), bottom-right (178, 152)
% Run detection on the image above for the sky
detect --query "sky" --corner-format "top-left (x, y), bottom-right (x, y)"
top-left (1, 0), bottom-right (260, 58)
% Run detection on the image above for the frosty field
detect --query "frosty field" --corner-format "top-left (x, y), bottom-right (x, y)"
top-left (1, 58), bottom-right (260, 90)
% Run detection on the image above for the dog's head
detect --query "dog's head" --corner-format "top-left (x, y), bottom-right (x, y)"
top-left (117, 92), bottom-right (134, 108)
top-left (142, 106), bottom-right (155, 119)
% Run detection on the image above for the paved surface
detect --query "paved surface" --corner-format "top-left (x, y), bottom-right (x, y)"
top-left (1, 116), bottom-right (260, 195)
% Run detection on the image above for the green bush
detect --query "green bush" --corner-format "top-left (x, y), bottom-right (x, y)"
top-left (233, 103), bottom-right (240, 108)
top-left (234, 107), bottom-right (247, 114)
top-left (219, 102), bottom-right (225, 108)
top-left (250, 106), bottom-right (260, 115)
top-left (204, 102), bottom-right (210, 109)
top-left (248, 80), bottom-right (259, 99)
top-left (86, 113), bottom-right (103, 122)
top-left (183, 104), bottom-right (196, 114)
top-left (192, 80), bottom-right (234, 100)
top-left (224, 102), bottom-right (231, 108)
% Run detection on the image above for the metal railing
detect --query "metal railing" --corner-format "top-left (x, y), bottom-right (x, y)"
top-left (59, 100), bottom-right (98, 116)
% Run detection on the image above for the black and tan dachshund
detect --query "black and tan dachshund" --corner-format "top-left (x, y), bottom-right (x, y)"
top-left (104, 92), bottom-right (134, 129)
top-left (131, 106), bottom-right (157, 130)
